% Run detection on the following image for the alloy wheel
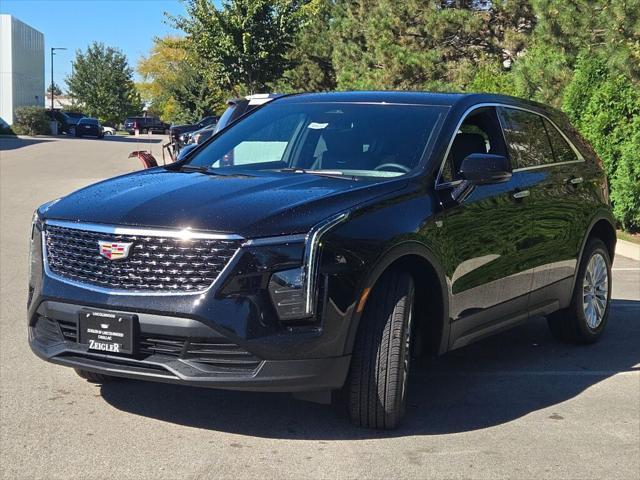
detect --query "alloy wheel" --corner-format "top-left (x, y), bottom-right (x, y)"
top-left (582, 252), bottom-right (609, 329)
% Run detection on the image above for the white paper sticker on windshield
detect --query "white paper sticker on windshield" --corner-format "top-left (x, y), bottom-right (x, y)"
top-left (308, 122), bottom-right (329, 130)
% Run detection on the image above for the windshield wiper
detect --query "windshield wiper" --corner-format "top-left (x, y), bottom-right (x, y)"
top-left (180, 165), bottom-right (226, 177)
top-left (179, 165), bottom-right (254, 178)
top-left (180, 165), bottom-right (220, 174)
top-left (277, 168), bottom-right (356, 180)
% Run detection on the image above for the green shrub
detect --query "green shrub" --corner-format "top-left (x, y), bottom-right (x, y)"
top-left (610, 117), bottom-right (640, 232)
top-left (12, 106), bottom-right (51, 136)
top-left (563, 53), bottom-right (640, 232)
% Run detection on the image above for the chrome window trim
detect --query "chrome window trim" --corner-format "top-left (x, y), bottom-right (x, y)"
top-left (512, 159), bottom-right (585, 172)
top-left (302, 212), bottom-right (350, 316)
top-left (44, 219), bottom-right (244, 241)
top-left (434, 102), bottom-right (585, 189)
top-left (41, 230), bottom-right (244, 297)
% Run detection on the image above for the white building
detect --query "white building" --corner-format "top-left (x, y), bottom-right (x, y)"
top-left (0, 15), bottom-right (44, 127)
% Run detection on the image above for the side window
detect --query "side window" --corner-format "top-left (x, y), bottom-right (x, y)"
top-left (441, 107), bottom-right (507, 182)
top-left (498, 107), bottom-right (554, 169)
top-left (543, 119), bottom-right (579, 163)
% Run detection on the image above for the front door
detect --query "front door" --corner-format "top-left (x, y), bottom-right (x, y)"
top-left (436, 106), bottom-right (539, 348)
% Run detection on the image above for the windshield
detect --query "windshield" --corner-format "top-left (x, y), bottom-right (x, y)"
top-left (187, 102), bottom-right (447, 178)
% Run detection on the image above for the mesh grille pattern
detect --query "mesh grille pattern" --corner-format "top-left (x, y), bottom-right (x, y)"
top-left (44, 224), bottom-right (240, 292)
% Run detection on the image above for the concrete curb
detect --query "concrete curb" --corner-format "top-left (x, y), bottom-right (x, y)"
top-left (616, 238), bottom-right (640, 261)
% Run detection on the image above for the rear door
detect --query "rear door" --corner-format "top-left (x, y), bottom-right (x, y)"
top-left (497, 107), bottom-right (584, 311)
top-left (437, 106), bottom-right (539, 347)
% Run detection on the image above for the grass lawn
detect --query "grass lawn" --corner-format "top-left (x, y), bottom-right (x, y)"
top-left (617, 230), bottom-right (640, 245)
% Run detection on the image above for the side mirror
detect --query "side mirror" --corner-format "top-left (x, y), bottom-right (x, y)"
top-left (459, 153), bottom-right (512, 185)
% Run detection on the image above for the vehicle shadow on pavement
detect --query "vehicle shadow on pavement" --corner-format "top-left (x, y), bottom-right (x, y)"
top-left (100, 299), bottom-right (640, 439)
top-left (0, 136), bottom-right (54, 151)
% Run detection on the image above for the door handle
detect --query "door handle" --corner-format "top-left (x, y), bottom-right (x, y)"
top-left (512, 190), bottom-right (530, 199)
top-left (569, 176), bottom-right (584, 185)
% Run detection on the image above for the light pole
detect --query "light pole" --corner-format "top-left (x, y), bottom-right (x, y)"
top-left (50, 47), bottom-right (67, 111)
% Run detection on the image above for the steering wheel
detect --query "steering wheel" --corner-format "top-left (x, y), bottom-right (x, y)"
top-left (374, 163), bottom-right (411, 173)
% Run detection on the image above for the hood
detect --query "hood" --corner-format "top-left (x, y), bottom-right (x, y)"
top-left (44, 169), bottom-right (407, 238)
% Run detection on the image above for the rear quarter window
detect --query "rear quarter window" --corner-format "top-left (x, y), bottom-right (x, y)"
top-left (543, 119), bottom-right (579, 163)
top-left (498, 107), bottom-right (554, 169)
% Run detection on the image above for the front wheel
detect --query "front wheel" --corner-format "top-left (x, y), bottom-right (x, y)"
top-left (547, 239), bottom-right (612, 344)
top-left (347, 270), bottom-right (415, 429)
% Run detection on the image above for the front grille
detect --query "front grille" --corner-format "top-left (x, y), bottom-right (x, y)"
top-left (44, 224), bottom-right (241, 293)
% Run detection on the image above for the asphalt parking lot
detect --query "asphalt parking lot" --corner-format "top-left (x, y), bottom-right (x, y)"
top-left (1, 135), bottom-right (639, 480)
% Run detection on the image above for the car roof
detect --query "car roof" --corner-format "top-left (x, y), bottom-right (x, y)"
top-left (273, 91), bottom-right (554, 114)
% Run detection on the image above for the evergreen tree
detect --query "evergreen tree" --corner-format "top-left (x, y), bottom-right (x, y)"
top-left (47, 82), bottom-right (63, 96)
top-left (277, 0), bottom-right (337, 92)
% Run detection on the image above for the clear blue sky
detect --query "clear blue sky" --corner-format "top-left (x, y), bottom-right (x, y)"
top-left (0, 0), bottom-right (187, 90)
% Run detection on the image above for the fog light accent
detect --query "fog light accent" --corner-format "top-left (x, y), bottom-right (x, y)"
top-left (269, 267), bottom-right (306, 320)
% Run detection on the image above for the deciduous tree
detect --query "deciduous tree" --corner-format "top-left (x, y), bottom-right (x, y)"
top-left (170, 0), bottom-right (308, 94)
top-left (66, 42), bottom-right (142, 125)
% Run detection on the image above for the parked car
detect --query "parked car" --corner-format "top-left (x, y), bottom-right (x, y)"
top-left (102, 126), bottom-right (116, 136)
top-left (123, 116), bottom-right (170, 135)
top-left (74, 117), bottom-right (103, 138)
top-left (169, 115), bottom-right (218, 147)
top-left (214, 93), bottom-right (282, 134)
top-left (28, 92), bottom-right (616, 429)
top-left (46, 110), bottom-right (85, 135)
top-left (188, 123), bottom-right (217, 145)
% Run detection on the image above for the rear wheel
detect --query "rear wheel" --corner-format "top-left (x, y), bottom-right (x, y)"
top-left (347, 270), bottom-right (415, 429)
top-left (141, 128), bottom-right (148, 134)
top-left (547, 239), bottom-right (612, 344)
top-left (75, 369), bottom-right (116, 384)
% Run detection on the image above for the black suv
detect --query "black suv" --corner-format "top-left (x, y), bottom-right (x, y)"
top-left (169, 116), bottom-right (218, 147)
top-left (46, 110), bottom-right (85, 135)
top-left (29, 92), bottom-right (615, 429)
top-left (123, 116), bottom-right (169, 135)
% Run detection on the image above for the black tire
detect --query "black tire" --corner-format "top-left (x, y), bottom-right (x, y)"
top-left (142, 128), bottom-right (148, 134)
top-left (74, 368), bottom-right (116, 384)
top-left (347, 270), bottom-right (415, 429)
top-left (547, 239), bottom-right (612, 344)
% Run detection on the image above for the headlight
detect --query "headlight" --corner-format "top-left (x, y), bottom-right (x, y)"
top-left (267, 212), bottom-right (349, 321)
top-left (220, 212), bottom-right (350, 322)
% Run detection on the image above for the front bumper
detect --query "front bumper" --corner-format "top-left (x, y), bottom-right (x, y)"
top-left (29, 300), bottom-right (350, 392)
